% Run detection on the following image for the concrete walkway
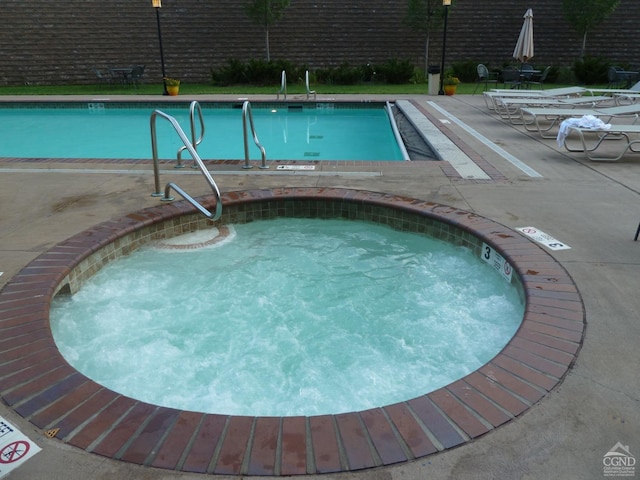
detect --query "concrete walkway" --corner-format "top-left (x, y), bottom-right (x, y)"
top-left (0, 93), bottom-right (638, 480)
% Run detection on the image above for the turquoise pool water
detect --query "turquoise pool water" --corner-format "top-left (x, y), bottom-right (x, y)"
top-left (51, 218), bottom-right (524, 417)
top-left (0, 103), bottom-right (404, 161)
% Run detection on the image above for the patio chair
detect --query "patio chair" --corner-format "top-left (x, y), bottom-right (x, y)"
top-left (93, 68), bottom-right (113, 87)
top-left (528, 66), bottom-right (551, 89)
top-left (608, 66), bottom-right (626, 89)
top-left (502, 67), bottom-right (522, 89)
top-left (519, 64), bottom-right (536, 87)
top-left (472, 64), bottom-right (498, 94)
top-left (128, 65), bottom-right (145, 87)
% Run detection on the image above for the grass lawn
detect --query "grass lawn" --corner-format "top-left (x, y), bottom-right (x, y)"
top-left (0, 81), bottom-right (583, 96)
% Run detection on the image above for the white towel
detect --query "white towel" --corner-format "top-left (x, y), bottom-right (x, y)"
top-left (557, 115), bottom-right (611, 147)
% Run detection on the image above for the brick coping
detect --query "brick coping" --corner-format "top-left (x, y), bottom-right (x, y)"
top-left (0, 188), bottom-right (585, 476)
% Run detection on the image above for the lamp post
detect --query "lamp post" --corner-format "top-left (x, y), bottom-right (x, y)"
top-left (438, 0), bottom-right (451, 95)
top-left (152, 0), bottom-right (168, 95)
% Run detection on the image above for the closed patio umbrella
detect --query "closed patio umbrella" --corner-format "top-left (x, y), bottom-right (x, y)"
top-left (513, 8), bottom-right (534, 63)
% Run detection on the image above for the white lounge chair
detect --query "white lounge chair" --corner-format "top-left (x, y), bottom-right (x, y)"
top-left (495, 96), bottom-right (615, 125)
top-left (521, 104), bottom-right (640, 138)
top-left (562, 124), bottom-right (640, 161)
top-left (483, 86), bottom-right (588, 110)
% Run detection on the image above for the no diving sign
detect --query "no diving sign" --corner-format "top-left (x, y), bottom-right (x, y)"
top-left (0, 417), bottom-right (41, 479)
top-left (481, 243), bottom-right (513, 283)
top-left (517, 227), bottom-right (571, 251)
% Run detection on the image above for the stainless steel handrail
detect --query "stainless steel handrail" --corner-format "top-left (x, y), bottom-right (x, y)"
top-left (176, 100), bottom-right (206, 169)
top-left (305, 70), bottom-right (316, 100)
top-left (242, 100), bottom-right (268, 169)
top-left (277, 70), bottom-right (287, 100)
top-left (150, 109), bottom-right (222, 221)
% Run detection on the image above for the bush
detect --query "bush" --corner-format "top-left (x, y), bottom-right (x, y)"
top-left (450, 60), bottom-right (477, 83)
top-left (315, 63), bottom-right (364, 85)
top-left (211, 57), bottom-right (423, 86)
top-left (211, 58), bottom-right (247, 86)
top-left (573, 56), bottom-right (609, 85)
top-left (374, 58), bottom-right (415, 84)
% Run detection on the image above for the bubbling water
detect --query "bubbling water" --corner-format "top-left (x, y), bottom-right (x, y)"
top-left (51, 218), bottom-right (523, 417)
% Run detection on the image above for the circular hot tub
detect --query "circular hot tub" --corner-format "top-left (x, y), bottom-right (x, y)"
top-left (0, 188), bottom-right (585, 476)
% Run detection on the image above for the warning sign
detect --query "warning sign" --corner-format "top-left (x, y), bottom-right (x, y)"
top-left (0, 417), bottom-right (41, 479)
top-left (516, 227), bottom-right (571, 250)
top-left (276, 165), bottom-right (316, 170)
top-left (481, 243), bottom-right (513, 283)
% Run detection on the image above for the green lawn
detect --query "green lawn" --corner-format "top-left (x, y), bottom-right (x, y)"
top-left (0, 82), bottom-right (582, 96)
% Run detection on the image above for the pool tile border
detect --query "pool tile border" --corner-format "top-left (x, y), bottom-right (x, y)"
top-left (0, 188), bottom-right (585, 476)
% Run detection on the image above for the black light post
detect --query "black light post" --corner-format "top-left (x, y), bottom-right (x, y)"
top-left (152, 0), bottom-right (168, 95)
top-left (438, 0), bottom-right (451, 95)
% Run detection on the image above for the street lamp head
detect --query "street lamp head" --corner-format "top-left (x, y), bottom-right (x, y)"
top-left (152, 0), bottom-right (162, 8)
top-left (443, 0), bottom-right (451, 5)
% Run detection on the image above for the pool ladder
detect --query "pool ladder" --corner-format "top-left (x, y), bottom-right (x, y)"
top-left (242, 100), bottom-right (268, 169)
top-left (176, 101), bottom-right (205, 169)
top-left (150, 103), bottom-right (222, 221)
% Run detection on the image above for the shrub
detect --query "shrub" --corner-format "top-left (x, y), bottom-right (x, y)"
top-left (315, 63), bottom-right (363, 85)
top-left (211, 58), bottom-right (247, 86)
top-left (450, 60), bottom-right (477, 83)
top-left (573, 56), bottom-right (609, 84)
top-left (375, 58), bottom-right (415, 84)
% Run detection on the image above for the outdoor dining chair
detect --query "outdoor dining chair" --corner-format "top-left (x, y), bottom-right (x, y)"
top-left (528, 66), bottom-right (551, 89)
top-left (473, 64), bottom-right (499, 94)
top-left (502, 67), bottom-right (522, 89)
top-left (128, 65), bottom-right (145, 87)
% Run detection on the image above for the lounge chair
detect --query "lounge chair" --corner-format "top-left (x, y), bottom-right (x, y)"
top-left (562, 124), bottom-right (640, 161)
top-left (483, 86), bottom-right (589, 110)
top-left (521, 104), bottom-right (640, 138)
top-left (616, 93), bottom-right (640, 105)
top-left (495, 96), bottom-right (615, 124)
top-left (587, 81), bottom-right (640, 100)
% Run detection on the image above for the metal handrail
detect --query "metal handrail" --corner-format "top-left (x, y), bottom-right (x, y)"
top-left (242, 100), bottom-right (268, 169)
top-left (277, 70), bottom-right (287, 100)
top-left (150, 109), bottom-right (222, 221)
top-left (305, 70), bottom-right (316, 100)
top-left (176, 100), bottom-right (205, 169)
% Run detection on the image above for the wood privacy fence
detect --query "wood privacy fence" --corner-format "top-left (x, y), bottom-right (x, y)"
top-left (1, 0), bottom-right (637, 86)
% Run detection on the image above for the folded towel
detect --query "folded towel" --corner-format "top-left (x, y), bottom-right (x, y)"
top-left (557, 115), bottom-right (611, 147)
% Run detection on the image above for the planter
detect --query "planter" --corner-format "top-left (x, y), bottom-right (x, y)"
top-left (166, 85), bottom-right (180, 96)
top-left (444, 85), bottom-right (457, 96)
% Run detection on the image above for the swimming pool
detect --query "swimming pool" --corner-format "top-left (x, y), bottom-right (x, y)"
top-left (0, 102), bottom-right (405, 161)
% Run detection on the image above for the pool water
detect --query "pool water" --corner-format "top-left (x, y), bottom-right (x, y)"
top-left (50, 218), bottom-right (523, 417)
top-left (0, 103), bottom-right (404, 161)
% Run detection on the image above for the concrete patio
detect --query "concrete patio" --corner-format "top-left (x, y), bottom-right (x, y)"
top-left (0, 93), bottom-right (638, 480)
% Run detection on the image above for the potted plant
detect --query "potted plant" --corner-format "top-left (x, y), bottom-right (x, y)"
top-left (443, 75), bottom-right (460, 95)
top-left (163, 77), bottom-right (180, 96)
